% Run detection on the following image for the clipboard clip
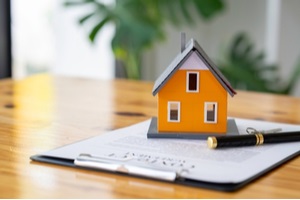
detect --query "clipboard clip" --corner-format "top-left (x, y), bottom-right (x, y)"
top-left (74, 153), bottom-right (177, 181)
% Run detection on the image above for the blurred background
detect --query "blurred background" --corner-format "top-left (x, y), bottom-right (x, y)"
top-left (1, 0), bottom-right (300, 96)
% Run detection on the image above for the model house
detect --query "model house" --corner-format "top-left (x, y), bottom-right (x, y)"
top-left (147, 33), bottom-right (237, 138)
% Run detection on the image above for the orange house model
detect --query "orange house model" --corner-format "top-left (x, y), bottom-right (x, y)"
top-left (147, 34), bottom-right (238, 139)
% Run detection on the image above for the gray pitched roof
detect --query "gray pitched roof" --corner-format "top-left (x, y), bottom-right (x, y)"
top-left (152, 39), bottom-right (236, 97)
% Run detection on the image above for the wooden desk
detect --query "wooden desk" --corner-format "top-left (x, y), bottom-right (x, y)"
top-left (0, 74), bottom-right (299, 198)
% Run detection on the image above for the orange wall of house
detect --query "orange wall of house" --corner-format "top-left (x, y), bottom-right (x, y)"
top-left (157, 69), bottom-right (228, 133)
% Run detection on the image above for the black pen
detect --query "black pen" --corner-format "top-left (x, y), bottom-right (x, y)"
top-left (207, 131), bottom-right (300, 149)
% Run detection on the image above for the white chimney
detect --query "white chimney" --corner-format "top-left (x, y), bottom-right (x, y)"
top-left (181, 32), bottom-right (186, 53)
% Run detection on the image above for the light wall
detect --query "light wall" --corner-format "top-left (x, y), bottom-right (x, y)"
top-left (12, 0), bottom-right (115, 80)
top-left (278, 0), bottom-right (300, 95)
top-left (51, 0), bottom-right (115, 80)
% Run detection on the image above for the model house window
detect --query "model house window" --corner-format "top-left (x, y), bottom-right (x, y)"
top-left (168, 102), bottom-right (180, 122)
top-left (204, 102), bottom-right (217, 123)
top-left (186, 71), bottom-right (199, 92)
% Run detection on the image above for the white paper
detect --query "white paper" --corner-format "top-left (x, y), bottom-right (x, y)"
top-left (42, 118), bottom-right (300, 184)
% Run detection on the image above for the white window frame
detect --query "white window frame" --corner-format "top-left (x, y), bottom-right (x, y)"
top-left (204, 102), bottom-right (218, 123)
top-left (167, 101), bottom-right (181, 122)
top-left (186, 71), bottom-right (199, 93)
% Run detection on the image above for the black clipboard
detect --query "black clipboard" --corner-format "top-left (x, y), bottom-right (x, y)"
top-left (30, 150), bottom-right (300, 192)
top-left (30, 118), bottom-right (300, 192)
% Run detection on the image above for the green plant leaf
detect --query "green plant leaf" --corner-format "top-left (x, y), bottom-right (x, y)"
top-left (64, 0), bottom-right (95, 6)
top-left (89, 16), bottom-right (111, 42)
top-left (159, 0), bottom-right (181, 26)
top-left (179, 0), bottom-right (194, 25)
top-left (78, 12), bottom-right (96, 24)
top-left (193, 0), bottom-right (224, 19)
top-left (217, 32), bottom-right (300, 94)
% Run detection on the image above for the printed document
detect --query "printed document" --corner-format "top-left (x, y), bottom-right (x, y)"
top-left (42, 118), bottom-right (300, 184)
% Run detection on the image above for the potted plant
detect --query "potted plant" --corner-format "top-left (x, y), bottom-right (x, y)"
top-left (64, 0), bottom-right (225, 79)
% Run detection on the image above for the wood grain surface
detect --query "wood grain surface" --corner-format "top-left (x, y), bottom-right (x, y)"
top-left (0, 74), bottom-right (299, 198)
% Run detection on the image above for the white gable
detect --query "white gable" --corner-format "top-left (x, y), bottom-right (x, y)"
top-left (179, 51), bottom-right (208, 70)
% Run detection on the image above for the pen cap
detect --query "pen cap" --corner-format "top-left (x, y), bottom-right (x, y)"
top-left (207, 134), bottom-right (258, 149)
